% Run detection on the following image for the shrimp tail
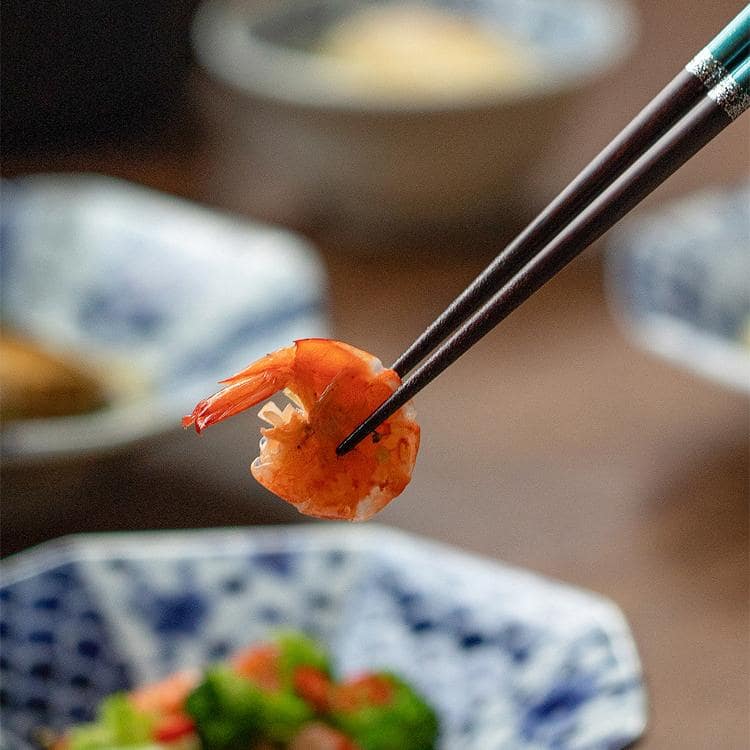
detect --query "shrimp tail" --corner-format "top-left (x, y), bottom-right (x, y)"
top-left (182, 347), bottom-right (295, 433)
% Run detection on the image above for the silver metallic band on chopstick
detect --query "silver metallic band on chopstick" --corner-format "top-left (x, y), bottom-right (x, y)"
top-left (685, 47), bottom-right (728, 89)
top-left (708, 71), bottom-right (750, 120)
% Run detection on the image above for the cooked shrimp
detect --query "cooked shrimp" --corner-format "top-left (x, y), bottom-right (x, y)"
top-left (183, 339), bottom-right (419, 521)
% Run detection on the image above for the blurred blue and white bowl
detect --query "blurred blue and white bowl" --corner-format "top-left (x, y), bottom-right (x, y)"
top-left (0, 525), bottom-right (647, 750)
top-left (607, 182), bottom-right (750, 392)
top-left (0, 174), bottom-right (328, 462)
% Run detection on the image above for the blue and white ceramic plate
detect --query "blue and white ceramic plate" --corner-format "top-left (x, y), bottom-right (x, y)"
top-left (607, 182), bottom-right (750, 392)
top-left (0, 525), bottom-right (647, 749)
top-left (0, 175), bottom-right (327, 461)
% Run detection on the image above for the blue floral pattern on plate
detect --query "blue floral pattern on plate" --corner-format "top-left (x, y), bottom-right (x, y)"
top-left (0, 525), bottom-right (647, 749)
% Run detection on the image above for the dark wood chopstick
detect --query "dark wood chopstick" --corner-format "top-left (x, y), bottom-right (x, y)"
top-left (337, 58), bottom-right (750, 456)
top-left (391, 7), bottom-right (750, 379)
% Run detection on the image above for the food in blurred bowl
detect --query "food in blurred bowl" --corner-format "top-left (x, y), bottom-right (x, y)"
top-left (51, 630), bottom-right (439, 750)
top-left (192, 0), bottom-right (636, 238)
top-left (316, 3), bottom-right (539, 100)
top-left (0, 333), bottom-right (108, 423)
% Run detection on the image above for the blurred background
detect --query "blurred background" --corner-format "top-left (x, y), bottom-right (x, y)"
top-left (1, 0), bottom-right (748, 747)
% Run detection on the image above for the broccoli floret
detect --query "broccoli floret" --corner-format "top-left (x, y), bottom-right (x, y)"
top-left (68, 694), bottom-right (154, 749)
top-left (185, 667), bottom-right (265, 750)
top-left (331, 673), bottom-right (439, 750)
top-left (186, 664), bottom-right (314, 749)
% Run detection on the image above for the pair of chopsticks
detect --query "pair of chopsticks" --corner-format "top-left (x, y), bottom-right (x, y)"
top-left (337, 7), bottom-right (750, 456)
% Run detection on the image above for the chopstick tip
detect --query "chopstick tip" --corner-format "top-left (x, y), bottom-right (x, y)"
top-left (336, 430), bottom-right (361, 456)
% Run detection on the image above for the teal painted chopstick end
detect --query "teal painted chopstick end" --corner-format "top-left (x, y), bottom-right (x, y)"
top-left (707, 4), bottom-right (750, 67)
top-left (686, 5), bottom-right (750, 88)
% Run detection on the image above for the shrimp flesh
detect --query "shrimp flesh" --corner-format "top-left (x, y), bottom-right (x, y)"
top-left (183, 339), bottom-right (420, 521)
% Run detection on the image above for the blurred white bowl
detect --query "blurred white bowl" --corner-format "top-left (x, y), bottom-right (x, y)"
top-left (0, 174), bottom-right (328, 462)
top-left (192, 0), bottom-right (636, 238)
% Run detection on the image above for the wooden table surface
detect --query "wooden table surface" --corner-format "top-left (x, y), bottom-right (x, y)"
top-left (2, 1), bottom-right (748, 747)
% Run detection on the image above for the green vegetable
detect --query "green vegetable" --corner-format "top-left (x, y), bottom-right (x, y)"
top-left (259, 690), bottom-right (315, 743)
top-left (68, 694), bottom-right (154, 750)
top-left (64, 633), bottom-right (440, 750)
top-left (275, 630), bottom-right (332, 688)
top-left (185, 667), bottom-right (264, 749)
top-left (185, 665), bottom-right (313, 749)
top-left (331, 673), bottom-right (439, 750)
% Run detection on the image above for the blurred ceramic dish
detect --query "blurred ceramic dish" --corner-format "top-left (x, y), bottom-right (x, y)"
top-left (0, 175), bottom-right (327, 462)
top-left (0, 524), bottom-right (647, 749)
top-left (192, 0), bottom-right (636, 238)
top-left (607, 183), bottom-right (750, 392)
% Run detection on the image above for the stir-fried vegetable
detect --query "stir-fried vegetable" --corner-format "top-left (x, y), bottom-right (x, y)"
top-left (56, 632), bottom-right (439, 750)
